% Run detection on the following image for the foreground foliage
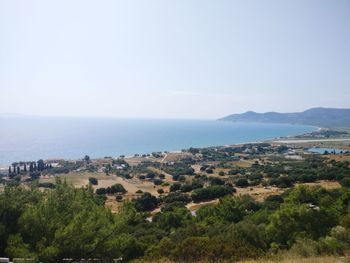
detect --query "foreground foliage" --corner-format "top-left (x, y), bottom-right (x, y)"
top-left (1, 179), bottom-right (350, 262)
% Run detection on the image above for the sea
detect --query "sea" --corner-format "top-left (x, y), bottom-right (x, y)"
top-left (0, 116), bottom-right (316, 166)
top-left (308, 147), bottom-right (346, 154)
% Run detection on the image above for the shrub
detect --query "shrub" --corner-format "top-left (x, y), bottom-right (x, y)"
top-left (88, 177), bottom-right (98, 185)
top-left (109, 183), bottom-right (127, 194)
top-left (340, 178), bottom-right (350, 187)
top-left (170, 182), bottom-right (181, 192)
top-left (98, 184), bottom-right (127, 195)
top-left (209, 177), bottom-right (225, 186)
top-left (236, 178), bottom-right (249, 188)
top-left (95, 188), bottom-right (106, 195)
top-left (163, 192), bottom-right (191, 204)
top-left (153, 179), bottom-right (163, 185)
top-left (146, 172), bottom-right (156, 179)
top-left (180, 184), bottom-right (193, 192)
top-left (134, 192), bottom-right (158, 212)
top-left (191, 185), bottom-right (235, 203)
top-left (206, 168), bottom-right (214, 174)
top-left (178, 175), bottom-right (186, 182)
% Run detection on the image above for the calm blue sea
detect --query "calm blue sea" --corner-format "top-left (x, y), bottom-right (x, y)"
top-left (0, 116), bottom-right (316, 165)
top-left (308, 147), bottom-right (345, 154)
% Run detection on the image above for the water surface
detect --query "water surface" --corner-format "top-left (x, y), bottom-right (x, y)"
top-left (0, 116), bottom-right (316, 165)
top-left (308, 147), bottom-right (346, 154)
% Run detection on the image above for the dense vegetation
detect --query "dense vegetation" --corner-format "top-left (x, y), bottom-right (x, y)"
top-left (2, 144), bottom-right (350, 262)
top-left (1, 180), bottom-right (350, 262)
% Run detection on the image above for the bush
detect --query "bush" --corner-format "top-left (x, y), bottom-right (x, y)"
top-left (88, 177), bottom-right (98, 185)
top-left (236, 178), bottom-right (249, 188)
top-left (269, 176), bottom-right (293, 188)
top-left (340, 178), bottom-right (350, 187)
top-left (172, 236), bottom-right (261, 262)
top-left (178, 175), bottom-right (186, 182)
top-left (108, 183), bottom-right (127, 194)
top-left (134, 192), bottom-right (158, 212)
top-left (95, 188), bottom-right (106, 195)
top-left (163, 192), bottom-right (191, 204)
top-left (191, 185), bottom-right (235, 203)
top-left (206, 168), bottom-right (214, 174)
top-left (209, 177), bottom-right (225, 186)
top-left (96, 184), bottom-right (127, 195)
top-left (146, 172), bottom-right (156, 179)
top-left (153, 179), bottom-right (163, 185)
top-left (170, 182), bottom-right (181, 192)
top-left (180, 184), bottom-right (192, 192)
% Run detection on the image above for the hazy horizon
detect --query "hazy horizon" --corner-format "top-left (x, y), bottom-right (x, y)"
top-left (1, 106), bottom-right (349, 121)
top-left (1, 0), bottom-right (350, 119)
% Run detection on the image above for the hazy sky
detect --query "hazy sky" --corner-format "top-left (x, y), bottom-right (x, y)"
top-left (1, 0), bottom-right (349, 119)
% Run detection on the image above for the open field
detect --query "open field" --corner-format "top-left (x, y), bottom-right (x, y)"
top-left (39, 171), bottom-right (160, 196)
top-left (40, 170), bottom-right (343, 212)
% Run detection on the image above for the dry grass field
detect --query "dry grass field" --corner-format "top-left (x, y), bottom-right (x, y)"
top-left (39, 169), bottom-right (343, 213)
top-left (39, 171), bottom-right (159, 194)
top-left (298, 180), bottom-right (341, 190)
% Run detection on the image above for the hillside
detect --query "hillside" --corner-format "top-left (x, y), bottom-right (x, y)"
top-left (219, 107), bottom-right (350, 128)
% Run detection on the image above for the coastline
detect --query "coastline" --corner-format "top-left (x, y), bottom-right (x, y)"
top-left (272, 138), bottom-right (350, 144)
top-left (2, 123), bottom-right (349, 169)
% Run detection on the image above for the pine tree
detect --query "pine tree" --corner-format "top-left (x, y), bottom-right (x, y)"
top-left (37, 159), bottom-right (45, 171)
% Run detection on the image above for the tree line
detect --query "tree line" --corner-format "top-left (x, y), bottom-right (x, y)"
top-left (1, 180), bottom-right (350, 262)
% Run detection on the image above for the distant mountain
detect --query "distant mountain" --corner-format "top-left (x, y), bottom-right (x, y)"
top-left (219, 107), bottom-right (350, 128)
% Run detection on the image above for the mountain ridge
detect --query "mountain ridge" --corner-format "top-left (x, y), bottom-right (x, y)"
top-left (219, 107), bottom-right (350, 128)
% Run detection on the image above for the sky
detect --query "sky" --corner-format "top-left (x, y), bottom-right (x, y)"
top-left (0, 0), bottom-right (349, 119)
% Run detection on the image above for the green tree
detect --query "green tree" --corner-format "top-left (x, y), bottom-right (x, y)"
top-left (88, 177), bottom-right (98, 185)
top-left (134, 192), bottom-right (158, 212)
top-left (37, 159), bottom-right (45, 171)
top-left (84, 155), bottom-right (90, 163)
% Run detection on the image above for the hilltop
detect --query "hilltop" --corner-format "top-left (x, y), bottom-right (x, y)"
top-left (219, 107), bottom-right (350, 128)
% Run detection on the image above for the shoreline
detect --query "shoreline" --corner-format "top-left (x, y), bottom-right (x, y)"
top-left (2, 125), bottom-right (348, 169)
top-left (272, 138), bottom-right (350, 144)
